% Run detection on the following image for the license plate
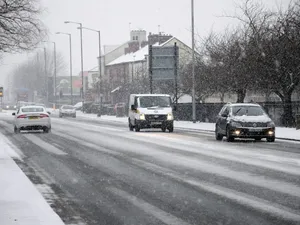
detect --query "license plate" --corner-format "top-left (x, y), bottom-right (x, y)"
top-left (151, 122), bottom-right (162, 125)
top-left (249, 128), bottom-right (262, 132)
top-left (29, 116), bottom-right (39, 120)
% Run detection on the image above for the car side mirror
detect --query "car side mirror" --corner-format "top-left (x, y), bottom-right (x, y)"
top-left (12, 112), bottom-right (15, 116)
top-left (131, 105), bottom-right (136, 111)
top-left (47, 111), bottom-right (51, 115)
top-left (221, 113), bottom-right (228, 117)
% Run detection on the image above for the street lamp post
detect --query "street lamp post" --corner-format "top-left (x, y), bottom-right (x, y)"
top-left (191, 0), bottom-right (196, 123)
top-left (79, 26), bottom-right (102, 116)
top-left (65, 21), bottom-right (84, 110)
top-left (56, 32), bottom-right (73, 105)
top-left (43, 41), bottom-right (57, 108)
top-left (43, 47), bottom-right (48, 105)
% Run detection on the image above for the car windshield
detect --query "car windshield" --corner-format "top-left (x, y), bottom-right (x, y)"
top-left (138, 96), bottom-right (171, 108)
top-left (21, 107), bottom-right (44, 113)
top-left (63, 106), bottom-right (74, 109)
top-left (232, 106), bottom-right (265, 116)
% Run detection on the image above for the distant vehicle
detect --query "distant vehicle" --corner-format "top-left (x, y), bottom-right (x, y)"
top-left (73, 102), bottom-right (83, 110)
top-left (215, 103), bottom-right (275, 142)
top-left (12, 105), bottom-right (51, 133)
top-left (59, 105), bottom-right (76, 118)
top-left (114, 102), bottom-right (126, 117)
top-left (3, 102), bottom-right (16, 110)
top-left (128, 94), bottom-right (174, 132)
top-left (16, 88), bottom-right (30, 102)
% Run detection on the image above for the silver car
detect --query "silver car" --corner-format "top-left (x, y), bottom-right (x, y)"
top-left (59, 105), bottom-right (76, 118)
top-left (13, 106), bottom-right (51, 133)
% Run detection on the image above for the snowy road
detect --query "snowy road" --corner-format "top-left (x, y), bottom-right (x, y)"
top-left (0, 113), bottom-right (300, 225)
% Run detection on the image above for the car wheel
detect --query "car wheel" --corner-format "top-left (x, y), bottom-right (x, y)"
top-left (43, 127), bottom-right (51, 133)
top-left (161, 127), bottom-right (166, 132)
top-left (168, 126), bottom-right (174, 133)
top-left (215, 126), bottom-right (223, 141)
top-left (14, 126), bottom-right (20, 134)
top-left (267, 137), bottom-right (275, 142)
top-left (59, 114), bottom-right (62, 118)
top-left (226, 126), bottom-right (234, 142)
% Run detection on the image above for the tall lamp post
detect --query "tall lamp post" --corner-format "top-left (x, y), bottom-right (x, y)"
top-left (36, 47), bottom-right (48, 104)
top-left (43, 41), bottom-right (57, 108)
top-left (65, 21), bottom-right (84, 110)
top-left (191, 0), bottom-right (196, 123)
top-left (79, 26), bottom-right (102, 116)
top-left (56, 32), bottom-right (73, 105)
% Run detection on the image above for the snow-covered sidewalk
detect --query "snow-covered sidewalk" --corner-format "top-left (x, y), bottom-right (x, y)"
top-left (72, 112), bottom-right (300, 141)
top-left (0, 133), bottom-right (65, 225)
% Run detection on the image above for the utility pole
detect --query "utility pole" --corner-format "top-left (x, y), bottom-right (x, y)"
top-left (44, 47), bottom-right (48, 106)
top-left (65, 21), bottom-right (84, 110)
top-left (56, 32), bottom-right (73, 105)
top-left (191, 0), bottom-right (196, 123)
top-left (79, 26), bottom-right (102, 116)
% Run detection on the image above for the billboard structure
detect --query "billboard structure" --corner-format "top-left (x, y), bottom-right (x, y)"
top-left (148, 43), bottom-right (179, 102)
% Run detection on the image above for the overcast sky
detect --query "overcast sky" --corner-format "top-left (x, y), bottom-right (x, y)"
top-left (0, 0), bottom-right (290, 86)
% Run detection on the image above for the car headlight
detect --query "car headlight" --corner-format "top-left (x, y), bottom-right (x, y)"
top-left (231, 121), bottom-right (242, 128)
top-left (267, 121), bottom-right (275, 128)
top-left (6, 106), bottom-right (9, 108)
top-left (14, 106), bottom-right (16, 108)
top-left (167, 113), bottom-right (174, 120)
top-left (139, 114), bottom-right (145, 120)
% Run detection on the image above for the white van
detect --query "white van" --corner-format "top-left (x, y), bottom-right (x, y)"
top-left (128, 94), bottom-right (174, 132)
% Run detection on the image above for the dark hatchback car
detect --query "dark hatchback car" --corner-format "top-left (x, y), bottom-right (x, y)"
top-left (215, 103), bottom-right (275, 142)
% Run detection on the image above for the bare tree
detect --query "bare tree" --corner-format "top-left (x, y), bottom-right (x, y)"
top-left (0, 0), bottom-right (46, 53)
top-left (11, 50), bottom-right (67, 100)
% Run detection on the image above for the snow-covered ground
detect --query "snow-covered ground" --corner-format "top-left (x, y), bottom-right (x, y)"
top-left (0, 132), bottom-right (65, 225)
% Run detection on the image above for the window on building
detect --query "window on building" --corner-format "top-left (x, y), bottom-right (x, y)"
top-left (136, 36), bottom-right (138, 40)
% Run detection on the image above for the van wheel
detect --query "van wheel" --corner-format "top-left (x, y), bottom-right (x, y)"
top-left (135, 125), bottom-right (140, 132)
top-left (168, 126), bottom-right (174, 133)
top-left (128, 119), bottom-right (134, 131)
top-left (135, 120), bottom-right (140, 132)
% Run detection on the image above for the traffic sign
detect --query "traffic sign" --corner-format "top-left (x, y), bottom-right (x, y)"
top-left (0, 87), bottom-right (3, 97)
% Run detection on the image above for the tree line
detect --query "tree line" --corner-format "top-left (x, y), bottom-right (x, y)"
top-left (181, 0), bottom-right (300, 126)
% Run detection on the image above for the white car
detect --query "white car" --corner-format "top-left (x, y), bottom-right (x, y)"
top-left (59, 105), bottom-right (76, 118)
top-left (13, 106), bottom-right (51, 133)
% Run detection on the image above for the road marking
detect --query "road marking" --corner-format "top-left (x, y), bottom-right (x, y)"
top-left (109, 187), bottom-right (191, 225)
top-left (23, 134), bottom-right (67, 156)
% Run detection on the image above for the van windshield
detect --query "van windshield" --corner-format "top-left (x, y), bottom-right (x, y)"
top-left (138, 96), bottom-right (171, 108)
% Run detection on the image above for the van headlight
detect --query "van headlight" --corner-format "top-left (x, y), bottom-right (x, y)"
top-left (231, 121), bottom-right (242, 128)
top-left (139, 114), bottom-right (145, 120)
top-left (167, 113), bottom-right (174, 120)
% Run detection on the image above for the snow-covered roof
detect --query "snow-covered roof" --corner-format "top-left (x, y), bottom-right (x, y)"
top-left (107, 43), bottom-right (159, 66)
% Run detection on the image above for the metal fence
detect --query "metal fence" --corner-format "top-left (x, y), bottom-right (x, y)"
top-left (174, 102), bottom-right (300, 127)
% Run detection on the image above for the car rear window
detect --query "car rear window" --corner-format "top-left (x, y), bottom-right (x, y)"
top-left (21, 107), bottom-right (44, 113)
top-left (63, 106), bottom-right (74, 109)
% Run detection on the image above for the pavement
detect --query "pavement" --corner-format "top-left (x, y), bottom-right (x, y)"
top-left (1, 110), bottom-right (300, 225)
top-left (0, 131), bottom-right (65, 225)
